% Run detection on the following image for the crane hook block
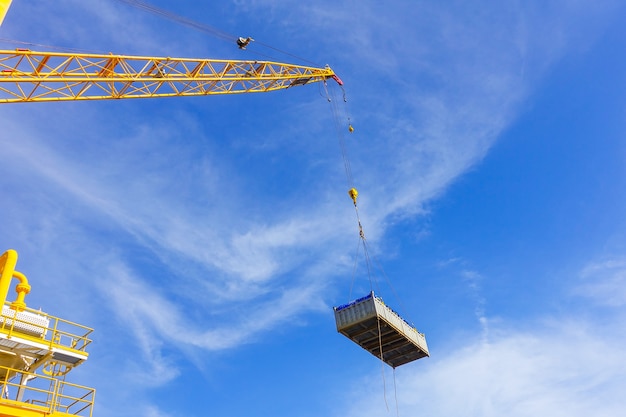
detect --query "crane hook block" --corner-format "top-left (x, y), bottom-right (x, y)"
top-left (348, 124), bottom-right (354, 133)
top-left (348, 188), bottom-right (358, 205)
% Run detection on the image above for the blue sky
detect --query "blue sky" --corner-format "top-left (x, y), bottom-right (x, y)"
top-left (1, 0), bottom-right (626, 416)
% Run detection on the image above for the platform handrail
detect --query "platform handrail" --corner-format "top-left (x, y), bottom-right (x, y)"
top-left (0, 364), bottom-right (95, 417)
top-left (0, 302), bottom-right (93, 353)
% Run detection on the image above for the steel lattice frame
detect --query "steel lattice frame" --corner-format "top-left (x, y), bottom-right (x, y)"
top-left (0, 49), bottom-right (335, 103)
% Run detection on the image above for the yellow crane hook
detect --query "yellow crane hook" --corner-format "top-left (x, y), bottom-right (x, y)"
top-left (348, 188), bottom-right (358, 206)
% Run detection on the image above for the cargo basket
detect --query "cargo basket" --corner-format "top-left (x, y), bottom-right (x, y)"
top-left (333, 292), bottom-right (429, 368)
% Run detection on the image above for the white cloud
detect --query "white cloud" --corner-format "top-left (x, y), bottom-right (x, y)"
top-left (340, 319), bottom-right (626, 417)
top-left (99, 253), bottom-right (328, 355)
top-left (576, 258), bottom-right (626, 307)
top-left (339, 253), bottom-right (626, 417)
top-left (461, 269), bottom-right (489, 343)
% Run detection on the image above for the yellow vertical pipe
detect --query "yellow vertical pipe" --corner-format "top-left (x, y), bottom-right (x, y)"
top-left (0, 0), bottom-right (13, 27)
top-left (0, 249), bottom-right (18, 306)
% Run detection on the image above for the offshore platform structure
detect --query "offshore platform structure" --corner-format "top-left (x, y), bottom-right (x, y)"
top-left (0, 250), bottom-right (94, 417)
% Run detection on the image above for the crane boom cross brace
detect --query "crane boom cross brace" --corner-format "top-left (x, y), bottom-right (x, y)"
top-left (0, 49), bottom-right (338, 103)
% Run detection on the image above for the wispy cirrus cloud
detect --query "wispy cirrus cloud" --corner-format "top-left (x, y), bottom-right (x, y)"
top-left (339, 318), bottom-right (626, 417)
top-left (3, 0), bottom-right (622, 366)
top-left (339, 251), bottom-right (626, 417)
top-left (576, 258), bottom-right (626, 307)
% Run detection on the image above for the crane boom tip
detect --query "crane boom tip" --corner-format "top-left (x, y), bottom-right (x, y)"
top-left (331, 74), bottom-right (344, 86)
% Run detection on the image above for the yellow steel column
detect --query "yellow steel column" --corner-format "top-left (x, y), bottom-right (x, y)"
top-left (0, 0), bottom-right (12, 26)
top-left (0, 249), bottom-right (18, 306)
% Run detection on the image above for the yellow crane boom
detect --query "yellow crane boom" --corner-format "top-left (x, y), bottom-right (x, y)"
top-left (0, 0), bottom-right (11, 26)
top-left (0, 48), bottom-right (337, 103)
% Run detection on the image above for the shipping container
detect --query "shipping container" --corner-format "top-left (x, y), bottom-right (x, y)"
top-left (334, 292), bottom-right (429, 368)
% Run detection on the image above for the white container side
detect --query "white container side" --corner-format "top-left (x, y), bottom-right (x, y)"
top-left (372, 296), bottom-right (428, 354)
top-left (1, 305), bottom-right (50, 337)
top-left (334, 295), bottom-right (377, 329)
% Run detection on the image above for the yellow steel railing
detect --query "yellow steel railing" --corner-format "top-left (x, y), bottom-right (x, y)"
top-left (0, 302), bottom-right (92, 355)
top-left (0, 364), bottom-right (95, 417)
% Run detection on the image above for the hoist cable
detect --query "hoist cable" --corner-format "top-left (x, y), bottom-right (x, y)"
top-left (322, 54), bottom-right (404, 415)
top-left (378, 318), bottom-right (390, 412)
top-left (324, 81), bottom-right (355, 188)
top-left (393, 368), bottom-right (400, 417)
top-left (253, 40), bottom-right (322, 67)
top-left (113, 0), bottom-right (323, 67)
top-left (0, 37), bottom-right (102, 54)
top-left (349, 235), bottom-right (362, 300)
top-left (323, 81), bottom-right (383, 299)
top-left (361, 236), bottom-right (382, 295)
top-left (113, 0), bottom-right (234, 41)
top-left (367, 237), bottom-right (414, 326)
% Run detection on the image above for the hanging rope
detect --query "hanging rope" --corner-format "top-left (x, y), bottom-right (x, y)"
top-left (378, 317), bottom-right (390, 412)
top-left (348, 235), bottom-right (361, 300)
top-left (369, 240), bottom-right (413, 326)
top-left (112, 0), bottom-right (323, 67)
top-left (253, 40), bottom-right (323, 67)
top-left (0, 37), bottom-right (105, 54)
top-left (324, 75), bottom-right (407, 416)
top-left (323, 78), bottom-right (387, 299)
top-left (393, 368), bottom-right (400, 417)
top-left (113, 0), bottom-right (234, 41)
top-left (324, 80), bottom-right (355, 188)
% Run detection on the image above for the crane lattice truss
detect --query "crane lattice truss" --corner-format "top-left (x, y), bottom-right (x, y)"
top-left (0, 49), bottom-right (336, 103)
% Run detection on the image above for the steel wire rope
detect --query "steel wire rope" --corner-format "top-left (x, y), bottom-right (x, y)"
top-left (253, 40), bottom-right (322, 67)
top-left (325, 87), bottom-right (401, 307)
top-left (393, 368), bottom-right (400, 417)
top-left (324, 81), bottom-right (405, 416)
top-left (326, 82), bottom-right (416, 330)
top-left (365, 236), bottom-right (415, 327)
top-left (323, 80), bottom-right (380, 300)
top-left (323, 80), bottom-right (383, 296)
top-left (112, 0), bottom-right (324, 67)
top-left (348, 235), bottom-right (382, 299)
top-left (324, 80), bottom-right (355, 187)
top-left (321, 68), bottom-right (414, 336)
top-left (348, 235), bottom-right (361, 300)
top-left (361, 235), bottom-right (382, 295)
top-left (113, 0), bottom-right (234, 42)
top-left (0, 37), bottom-right (105, 54)
top-left (377, 317), bottom-right (390, 413)
top-left (325, 80), bottom-right (395, 413)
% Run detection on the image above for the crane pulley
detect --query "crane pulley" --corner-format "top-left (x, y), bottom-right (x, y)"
top-left (0, 48), bottom-right (336, 103)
